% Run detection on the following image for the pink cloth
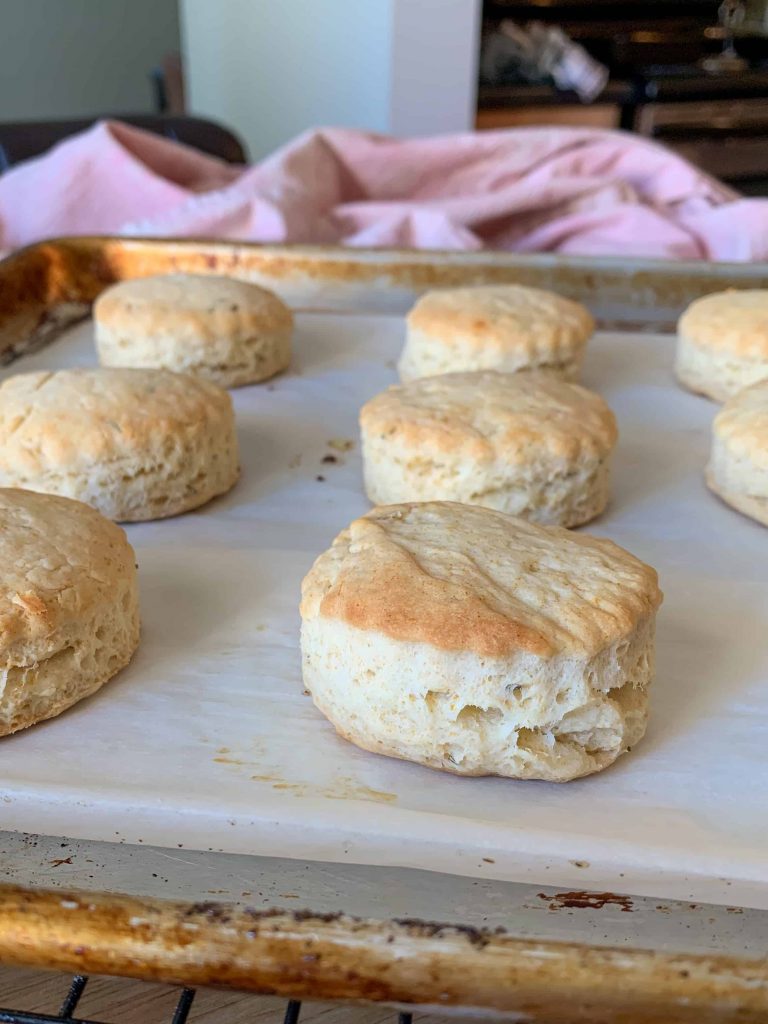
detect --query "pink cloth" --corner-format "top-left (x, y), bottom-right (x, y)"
top-left (1, 118), bottom-right (767, 260)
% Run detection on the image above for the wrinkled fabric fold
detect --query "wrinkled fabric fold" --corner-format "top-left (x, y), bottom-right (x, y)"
top-left (1, 119), bottom-right (766, 260)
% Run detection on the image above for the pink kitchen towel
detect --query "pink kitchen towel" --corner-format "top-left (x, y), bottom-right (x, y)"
top-left (1, 118), bottom-right (767, 261)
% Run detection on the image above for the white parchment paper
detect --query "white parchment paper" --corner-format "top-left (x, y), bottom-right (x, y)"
top-left (0, 313), bottom-right (766, 908)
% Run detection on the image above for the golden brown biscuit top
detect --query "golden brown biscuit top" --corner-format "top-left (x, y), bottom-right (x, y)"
top-left (94, 273), bottom-right (293, 338)
top-left (0, 488), bottom-right (135, 654)
top-left (679, 290), bottom-right (768, 358)
top-left (0, 368), bottom-right (234, 473)
top-left (301, 502), bottom-right (661, 659)
top-left (406, 285), bottom-right (594, 353)
top-left (360, 371), bottom-right (616, 464)
top-left (713, 378), bottom-right (768, 468)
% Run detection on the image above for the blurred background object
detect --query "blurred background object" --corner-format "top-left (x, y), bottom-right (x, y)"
top-left (0, 0), bottom-right (243, 171)
top-left (479, 20), bottom-right (609, 101)
top-left (179, 0), bottom-right (481, 158)
top-left (179, 0), bottom-right (768, 193)
top-left (5, 0), bottom-right (768, 193)
top-left (0, 117), bottom-right (245, 172)
top-left (477, 0), bottom-right (768, 192)
top-left (153, 52), bottom-right (186, 116)
top-left (4, 0), bottom-right (768, 192)
top-left (0, 0), bottom-right (181, 121)
top-left (700, 0), bottom-right (749, 71)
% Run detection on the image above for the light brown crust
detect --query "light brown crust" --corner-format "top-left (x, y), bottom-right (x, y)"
top-left (678, 289), bottom-right (768, 358)
top-left (0, 488), bottom-right (136, 652)
top-left (0, 488), bottom-right (140, 735)
top-left (301, 502), bottom-right (662, 659)
top-left (321, 557), bottom-right (552, 659)
top-left (360, 371), bottom-right (617, 464)
top-left (94, 272), bottom-right (293, 338)
top-left (407, 285), bottom-right (594, 353)
top-left (0, 639), bottom-right (136, 738)
top-left (0, 368), bottom-right (236, 475)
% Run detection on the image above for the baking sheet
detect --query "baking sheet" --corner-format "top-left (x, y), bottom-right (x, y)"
top-left (0, 312), bottom-right (766, 910)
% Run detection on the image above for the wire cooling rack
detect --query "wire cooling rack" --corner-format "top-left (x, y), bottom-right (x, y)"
top-left (0, 976), bottom-right (415, 1024)
top-left (0, 976), bottom-right (192, 1024)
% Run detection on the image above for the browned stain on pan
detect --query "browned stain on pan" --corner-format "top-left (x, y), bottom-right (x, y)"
top-left (538, 891), bottom-right (634, 913)
top-left (215, 754), bottom-right (397, 804)
top-left (320, 776), bottom-right (397, 804)
top-left (267, 776), bottom-right (396, 804)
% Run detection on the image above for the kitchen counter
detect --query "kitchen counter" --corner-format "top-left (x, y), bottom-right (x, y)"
top-left (478, 80), bottom-right (633, 108)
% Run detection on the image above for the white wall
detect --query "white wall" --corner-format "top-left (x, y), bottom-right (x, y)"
top-left (181, 0), bottom-right (393, 160)
top-left (389, 0), bottom-right (479, 138)
top-left (0, 0), bottom-right (180, 121)
top-left (181, 0), bottom-right (480, 161)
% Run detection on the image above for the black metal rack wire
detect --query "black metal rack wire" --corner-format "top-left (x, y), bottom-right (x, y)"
top-left (0, 977), bottom-right (415, 1024)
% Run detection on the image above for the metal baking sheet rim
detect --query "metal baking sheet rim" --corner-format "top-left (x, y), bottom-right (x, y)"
top-left (3, 235), bottom-right (768, 339)
top-left (0, 238), bottom-right (767, 1017)
top-left (0, 244), bottom-right (762, 909)
top-left (0, 239), bottom-right (766, 899)
top-left (0, 882), bottom-right (767, 1022)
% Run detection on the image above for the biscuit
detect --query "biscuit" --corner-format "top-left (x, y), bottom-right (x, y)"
top-left (398, 285), bottom-right (594, 382)
top-left (94, 273), bottom-right (293, 387)
top-left (676, 289), bottom-right (768, 402)
top-left (706, 379), bottom-right (768, 526)
top-left (0, 368), bottom-right (239, 521)
top-left (360, 371), bottom-right (616, 527)
top-left (0, 488), bottom-right (140, 736)
top-left (300, 502), bottom-right (662, 782)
